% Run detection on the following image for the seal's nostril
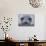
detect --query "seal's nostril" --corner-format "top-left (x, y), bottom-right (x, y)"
top-left (24, 22), bottom-right (28, 24)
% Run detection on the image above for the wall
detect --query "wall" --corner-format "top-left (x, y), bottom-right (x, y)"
top-left (0, 0), bottom-right (46, 40)
top-left (44, 15), bottom-right (46, 40)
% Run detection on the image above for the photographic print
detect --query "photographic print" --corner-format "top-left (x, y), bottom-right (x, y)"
top-left (18, 14), bottom-right (35, 26)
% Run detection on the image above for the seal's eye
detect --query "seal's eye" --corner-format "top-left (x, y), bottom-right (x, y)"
top-left (21, 17), bottom-right (24, 21)
top-left (28, 18), bottom-right (32, 21)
